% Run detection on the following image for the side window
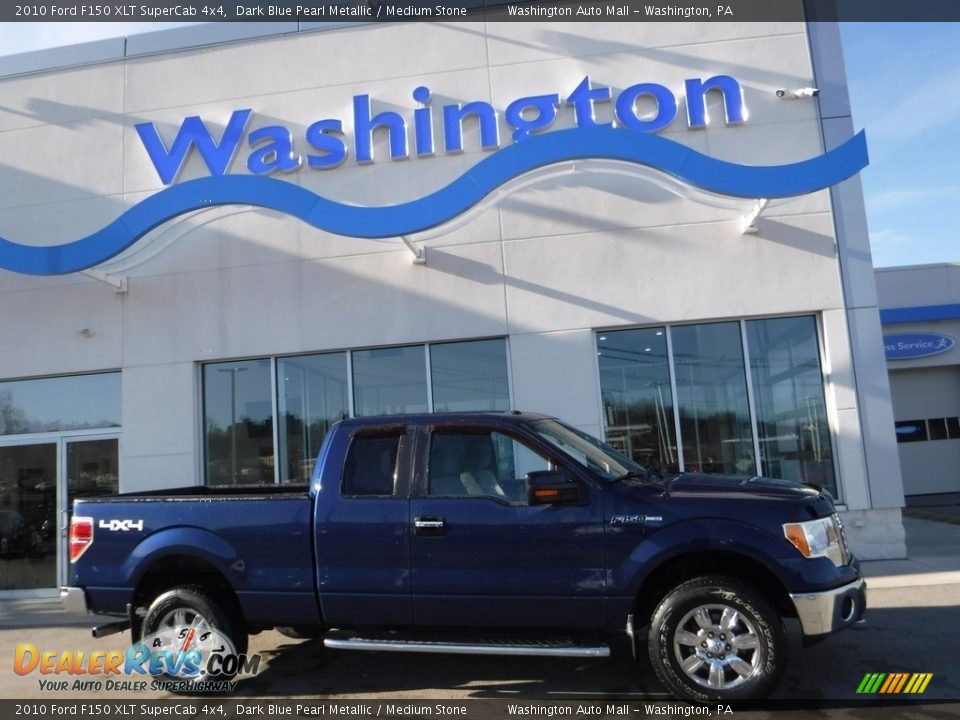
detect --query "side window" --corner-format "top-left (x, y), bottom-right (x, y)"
top-left (428, 430), bottom-right (551, 503)
top-left (342, 434), bottom-right (400, 497)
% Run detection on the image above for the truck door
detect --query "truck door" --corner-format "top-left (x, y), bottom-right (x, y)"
top-left (314, 425), bottom-right (413, 626)
top-left (409, 425), bottom-right (605, 630)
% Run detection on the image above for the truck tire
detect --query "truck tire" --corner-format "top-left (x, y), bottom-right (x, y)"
top-left (647, 575), bottom-right (786, 702)
top-left (140, 585), bottom-right (249, 688)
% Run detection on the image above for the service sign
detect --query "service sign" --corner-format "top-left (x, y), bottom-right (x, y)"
top-left (884, 333), bottom-right (955, 360)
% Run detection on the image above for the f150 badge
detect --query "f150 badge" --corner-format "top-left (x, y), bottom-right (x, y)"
top-left (99, 519), bottom-right (144, 532)
top-left (609, 515), bottom-right (662, 525)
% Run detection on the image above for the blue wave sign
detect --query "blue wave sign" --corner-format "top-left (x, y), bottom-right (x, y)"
top-left (884, 334), bottom-right (955, 360)
top-left (0, 74), bottom-right (871, 276)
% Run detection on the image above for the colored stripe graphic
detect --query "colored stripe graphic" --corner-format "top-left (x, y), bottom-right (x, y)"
top-left (0, 127), bottom-right (870, 276)
top-left (857, 672), bottom-right (932, 694)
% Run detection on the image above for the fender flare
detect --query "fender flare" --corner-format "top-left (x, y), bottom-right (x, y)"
top-left (613, 517), bottom-right (795, 598)
top-left (124, 526), bottom-right (244, 590)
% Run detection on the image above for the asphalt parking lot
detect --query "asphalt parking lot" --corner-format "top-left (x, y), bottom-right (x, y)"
top-left (2, 515), bottom-right (959, 718)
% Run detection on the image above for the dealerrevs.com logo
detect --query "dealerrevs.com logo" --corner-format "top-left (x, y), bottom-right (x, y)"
top-left (14, 626), bottom-right (261, 693)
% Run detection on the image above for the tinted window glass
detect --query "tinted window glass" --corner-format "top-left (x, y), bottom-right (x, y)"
top-left (203, 360), bottom-right (274, 485)
top-left (352, 346), bottom-right (428, 416)
top-left (928, 417), bottom-right (949, 441)
top-left (597, 328), bottom-right (677, 472)
top-left (278, 353), bottom-right (348, 482)
top-left (672, 322), bottom-right (754, 475)
top-left (427, 430), bottom-right (543, 503)
top-left (0, 373), bottom-right (120, 436)
top-left (746, 316), bottom-right (836, 495)
top-left (430, 339), bottom-right (510, 412)
top-left (342, 435), bottom-right (400, 496)
top-left (895, 420), bottom-right (928, 443)
top-left (947, 417), bottom-right (960, 439)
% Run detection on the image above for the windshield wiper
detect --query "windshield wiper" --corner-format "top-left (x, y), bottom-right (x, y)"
top-left (612, 469), bottom-right (651, 483)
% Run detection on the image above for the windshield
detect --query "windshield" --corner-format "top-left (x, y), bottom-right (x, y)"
top-left (531, 419), bottom-right (649, 482)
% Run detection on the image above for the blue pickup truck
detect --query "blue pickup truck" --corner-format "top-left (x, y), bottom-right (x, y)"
top-left (62, 411), bottom-right (865, 701)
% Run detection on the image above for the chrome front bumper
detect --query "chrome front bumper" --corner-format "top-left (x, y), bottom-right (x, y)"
top-left (789, 577), bottom-right (866, 637)
top-left (60, 586), bottom-right (89, 615)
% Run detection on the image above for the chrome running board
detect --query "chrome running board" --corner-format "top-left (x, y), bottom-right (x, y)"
top-left (323, 634), bottom-right (609, 658)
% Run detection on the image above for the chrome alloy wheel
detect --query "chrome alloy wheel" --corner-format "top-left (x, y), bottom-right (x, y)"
top-left (156, 606), bottom-right (213, 641)
top-left (672, 603), bottom-right (762, 690)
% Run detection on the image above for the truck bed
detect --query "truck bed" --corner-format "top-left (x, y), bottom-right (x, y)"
top-left (72, 486), bottom-right (320, 627)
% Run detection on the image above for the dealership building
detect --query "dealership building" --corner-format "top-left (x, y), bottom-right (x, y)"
top-left (876, 263), bottom-right (960, 502)
top-left (0, 16), bottom-right (907, 596)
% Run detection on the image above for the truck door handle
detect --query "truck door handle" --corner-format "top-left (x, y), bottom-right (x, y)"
top-left (414, 517), bottom-right (445, 536)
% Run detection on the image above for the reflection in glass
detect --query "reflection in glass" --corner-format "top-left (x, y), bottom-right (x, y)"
top-left (894, 420), bottom-right (928, 444)
top-left (352, 346), bottom-right (428, 417)
top-left (430, 339), bottom-right (510, 412)
top-left (0, 373), bottom-right (120, 436)
top-left (747, 317), bottom-right (836, 494)
top-left (0, 443), bottom-right (57, 590)
top-left (203, 360), bottom-right (274, 485)
top-left (672, 322), bottom-right (754, 475)
top-left (278, 354), bottom-right (348, 483)
top-left (597, 328), bottom-right (677, 472)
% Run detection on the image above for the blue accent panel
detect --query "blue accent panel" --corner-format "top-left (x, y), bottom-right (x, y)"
top-left (880, 303), bottom-right (960, 324)
top-left (0, 127), bottom-right (869, 276)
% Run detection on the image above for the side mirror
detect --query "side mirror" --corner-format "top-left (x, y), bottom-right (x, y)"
top-left (526, 470), bottom-right (581, 506)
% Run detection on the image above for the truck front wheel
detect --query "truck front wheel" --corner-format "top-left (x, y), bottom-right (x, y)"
top-left (648, 575), bottom-right (786, 702)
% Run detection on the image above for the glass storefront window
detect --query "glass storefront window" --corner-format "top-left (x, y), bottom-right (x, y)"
top-left (0, 443), bottom-right (56, 590)
top-left (352, 346), bottom-right (428, 417)
top-left (596, 316), bottom-right (837, 493)
top-left (430, 339), bottom-right (510, 412)
top-left (203, 360), bottom-right (274, 486)
top-left (0, 373), bottom-right (120, 436)
top-left (202, 339), bottom-right (511, 484)
top-left (673, 322), bottom-right (754, 476)
top-left (746, 317), bottom-right (836, 495)
top-left (277, 353), bottom-right (348, 483)
top-left (597, 328), bottom-right (677, 472)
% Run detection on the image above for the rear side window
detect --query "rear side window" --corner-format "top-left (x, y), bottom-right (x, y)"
top-left (342, 434), bottom-right (401, 497)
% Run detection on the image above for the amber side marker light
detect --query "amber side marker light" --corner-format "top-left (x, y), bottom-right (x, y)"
top-left (534, 489), bottom-right (559, 498)
top-left (783, 523), bottom-right (812, 557)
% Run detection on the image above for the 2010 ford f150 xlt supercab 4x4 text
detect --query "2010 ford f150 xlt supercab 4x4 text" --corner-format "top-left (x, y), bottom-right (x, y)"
top-left (62, 411), bottom-right (865, 701)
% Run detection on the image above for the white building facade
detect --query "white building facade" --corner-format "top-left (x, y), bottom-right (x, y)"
top-left (0, 17), bottom-right (906, 596)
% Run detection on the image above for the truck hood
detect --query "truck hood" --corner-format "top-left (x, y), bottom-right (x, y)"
top-left (610, 471), bottom-right (836, 523)
top-left (658, 472), bottom-right (823, 500)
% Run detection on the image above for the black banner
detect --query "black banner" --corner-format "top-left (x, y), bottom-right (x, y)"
top-left (3, 699), bottom-right (960, 720)
top-left (5, 0), bottom-right (960, 23)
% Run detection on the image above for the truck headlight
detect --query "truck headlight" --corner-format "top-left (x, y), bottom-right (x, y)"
top-left (783, 515), bottom-right (847, 566)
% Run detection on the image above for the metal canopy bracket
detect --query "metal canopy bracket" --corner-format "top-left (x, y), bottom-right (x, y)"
top-left (740, 198), bottom-right (769, 235)
top-left (401, 235), bottom-right (426, 264)
top-left (81, 269), bottom-right (128, 293)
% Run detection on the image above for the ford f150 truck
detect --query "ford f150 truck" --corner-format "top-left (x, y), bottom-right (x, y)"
top-left (62, 411), bottom-right (865, 701)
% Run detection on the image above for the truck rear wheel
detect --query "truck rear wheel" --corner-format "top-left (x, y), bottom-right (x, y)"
top-left (647, 575), bottom-right (786, 702)
top-left (140, 585), bottom-right (249, 689)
